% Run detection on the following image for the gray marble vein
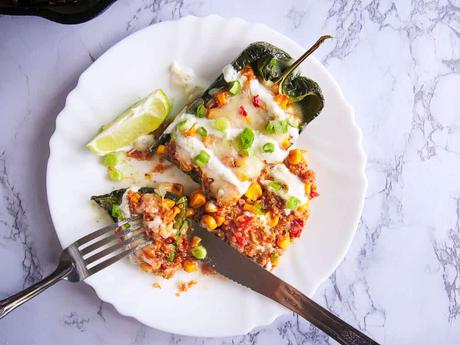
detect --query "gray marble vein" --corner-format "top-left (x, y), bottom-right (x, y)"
top-left (0, 0), bottom-right (459, 344)
top-left (0, 151), bottom-right (42, 289)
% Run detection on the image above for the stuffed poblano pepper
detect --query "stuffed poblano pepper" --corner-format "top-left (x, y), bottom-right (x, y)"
top-left (153, 38), bottom-right (327, 205)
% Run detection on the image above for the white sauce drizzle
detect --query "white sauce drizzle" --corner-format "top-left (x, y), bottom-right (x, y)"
top-left (265, 164), bottom-right (308, 204)
top-left (170, 62), bottom-right (205, 102)
top-left (175, 135), bottom-right (250, 195)
top-left (249, 79), bottom-right (289, 120)
top-left (253, 134), bottom-right (287, 163)
top-left (120, 186), bottom-right (140, 218)
top-left (222, 64), bottom-right (239, 82)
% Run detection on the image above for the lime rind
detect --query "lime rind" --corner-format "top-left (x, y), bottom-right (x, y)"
top-left (87, 89), bottom-right (170, 155)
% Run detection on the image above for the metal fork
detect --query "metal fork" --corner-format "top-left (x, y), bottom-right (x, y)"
top-left (0, 215), bottom-right (149, 319)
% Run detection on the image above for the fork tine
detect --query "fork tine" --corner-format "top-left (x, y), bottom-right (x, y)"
top-left (87, 239), bottom-right (152, 277)
top-left (84, 231), bottom-right (147, 265)
top-left (75, 215), bottom-right (141, 247)
top-left (79, 223), bottom-right (142, 256)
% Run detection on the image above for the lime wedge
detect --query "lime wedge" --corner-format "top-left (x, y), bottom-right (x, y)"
top-left (87, 89), bottom-right (170, 155)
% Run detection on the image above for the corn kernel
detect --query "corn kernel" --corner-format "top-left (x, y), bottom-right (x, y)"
top-left (274, 94), bottom-right (289, 110)
top-left (235, 156), bottom-right (248, 167)
top-left (139, 263), bottom-right (152, 272)
top-left (281, 138), bottom-right (291, 150)
top-left (156, 144), bottom-right (168, 156)
top-left (172, 206), bottom-right (181, 217)
top-left (202, 214), bottom-right (217, 230)
top-left (272, 255), bottom-right (280, 267)
top-left (207, 109), bottom-right (218, 119)
top-left (189, 191), bottom-right (206, 209)
top-left (205, 201), bottom-right (218, 213)
top-left (241, 66), bottom-right (256, 80)
top-left (245, 182), bottom-right (263, 201)
top-left (238, 173), bottom-right (250, 182)
top-left (128, 191), bottom-right (141, 205)
top-left (243, 203), bottom-right (255, 213)
top-left (304, 183), bottom-right (311, 196)
top-left (298, 201), bottom-right (310, 212)
top-left (214, 215), bottom-right (225, 227)
top-left (191, 236), bottom-right (201, 248)
top-left (183, 259), bottom-right (198, 273)
top-left (142, 246), bottom-right (155, 259)
top-left (267, 212), bottom-right (279, 227)
top-left (287, 149), bottom-right (303, 165)
top-left (185, 208), bottom-right (195, 217)
top-left (276, 234), bottom-right (291, 249)
top-left (214, 91), bottom-right (229, 107)
top-left (162, 198), bottom-right (175, 209)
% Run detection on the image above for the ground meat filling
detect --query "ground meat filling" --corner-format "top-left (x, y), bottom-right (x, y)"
top-left (124, 188), bottom-right (198, 279)
top-left (189, 150), bottom-right (318, 269)
top-left (122, 150), bottom-right (318, 275)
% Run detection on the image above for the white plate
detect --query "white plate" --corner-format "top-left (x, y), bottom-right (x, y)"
top-left (47, 15), bottom-right (366, 337)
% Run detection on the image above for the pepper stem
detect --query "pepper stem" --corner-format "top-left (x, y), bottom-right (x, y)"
top-left (276, 35), bottom-right (332, 86)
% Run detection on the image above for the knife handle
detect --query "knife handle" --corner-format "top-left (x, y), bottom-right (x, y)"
top-left (278, 284), bottom-right (380, 345)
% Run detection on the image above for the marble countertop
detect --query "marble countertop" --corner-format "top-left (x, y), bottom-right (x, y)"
top-left (1, 1), bottom-right (459, 344)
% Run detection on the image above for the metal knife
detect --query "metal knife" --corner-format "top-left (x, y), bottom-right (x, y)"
top-left (192, 221), bottom-right (379, 345)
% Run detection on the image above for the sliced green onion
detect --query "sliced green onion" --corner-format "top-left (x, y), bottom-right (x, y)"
top-left (238, 127), bottom-right (255, 150)
top-left (266, 119), bottom-right (288, 135)
top-left (213, 118), bottom-right (229, 131)
top-left (108, 168), bottom-right (123, 181)
top-left (177, 119), bottom-right (189, 132)
top-left (191, 245), bottom-right (207, 260)
top-left (111, 204), bottom-right (124, 221)
top-left (240, 148), bottom-right (253, 157)
top-left (193, 150), bottom-right (210, 167)
top-left (166, 244), bottom-right (177, 263)
top-left (288, 117), bottom-right (300, 128)
top-left (262, 142), bottom-right (275, 153)
top-left (228, 80), bottom-right (242, 95)
top-left (102, 152), bottom-right (118, 168)
top-left (253, 203), bottom-right (265, 215)
top-left (286, 196), bottom-right (300, 210)
top-left (196, 104), bottom-right (206, 118)
top-left (197, 126), bottom-right (208, 137)
top-left (269, 181), bottom-right (282, 191)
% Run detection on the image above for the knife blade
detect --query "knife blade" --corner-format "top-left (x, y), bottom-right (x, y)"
top-left (192, 221), bottom-right (379, 345)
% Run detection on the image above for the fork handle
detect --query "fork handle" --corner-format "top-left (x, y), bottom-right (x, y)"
top-left (0, 262), bottom-right (72, 319)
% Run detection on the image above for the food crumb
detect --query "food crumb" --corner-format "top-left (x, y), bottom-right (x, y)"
top-left (201, 264), bottom-right (216, 275)
top-left (152, 163), bottom-right (173, 173)
top-left (152, 282), bottom-right (161, 289)
top-left (176, 280), bottom-right (198, 296)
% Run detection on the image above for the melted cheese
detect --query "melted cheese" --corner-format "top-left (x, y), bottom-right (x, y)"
top-left (174, 135), bottom-right (250, 198)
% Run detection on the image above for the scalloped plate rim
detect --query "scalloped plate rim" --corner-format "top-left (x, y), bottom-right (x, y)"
top-left (46, 15), bottom-right (367, 337)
